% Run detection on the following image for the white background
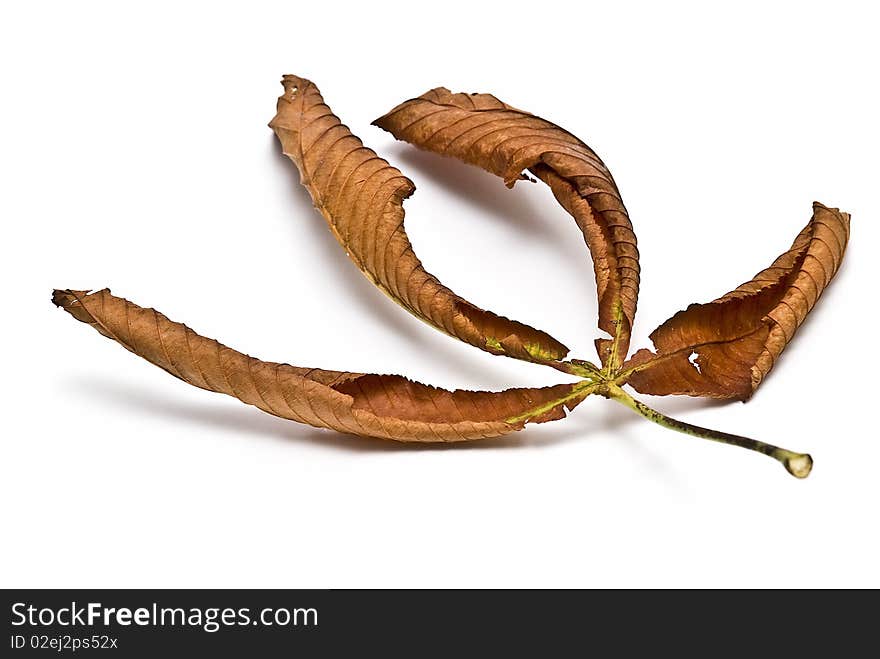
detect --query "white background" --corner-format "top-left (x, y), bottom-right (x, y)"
top-left (2, 2), bottom-right (877, 588)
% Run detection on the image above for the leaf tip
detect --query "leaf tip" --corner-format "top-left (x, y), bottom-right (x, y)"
top-left (52, 288), bottom-right (86, 309)
top-left (812, 200), bottom-right (851, 227)
top-left (51, 289), bottom-right (69, 308)
top-left (53, 288), bottom-right (109, 308)
top-left (280, 74), bottom-right (304, 97)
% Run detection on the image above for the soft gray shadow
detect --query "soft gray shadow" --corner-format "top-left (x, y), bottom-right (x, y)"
top-left (388, 143), bottom-right (601, 348)
top-left (60, 373), bottom-right (731, 483)
top-left (63, 375), bottom-right (390, 453)
top-left (390, 145), bottom-right (576, 245)
top-left (269, 137), bottom-right (495, 382)
top-left (593, 403), bottom-right (684, 486)
top-left (576, 390), bottom-right (734, 431)
top-left (635, 395), bottom-right (735, 416)
top-left (62, 375), bottom-right (597, 453)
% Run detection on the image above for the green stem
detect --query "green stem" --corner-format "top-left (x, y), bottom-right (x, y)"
top-left (604, 384), bottom-right (813, 479)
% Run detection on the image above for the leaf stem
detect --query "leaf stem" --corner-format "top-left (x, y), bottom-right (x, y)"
top-left (603, 384), bottom-right (813, 478)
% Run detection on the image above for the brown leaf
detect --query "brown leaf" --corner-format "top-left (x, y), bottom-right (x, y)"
top-left (52, 289), bottom-right (586, 441)
top-left (373, 87), bottom-right (639, 368)
top-left (622, 202), bottom-right (850, 400)
top-left (269, 76), bottom-right (568, 364)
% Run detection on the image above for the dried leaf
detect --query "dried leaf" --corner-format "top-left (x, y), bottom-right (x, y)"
top-left (269, 76), bottom-right (568, 364)
top-left (52, 289), bottom-right (586, 441)
top-left (373, 87), bottom-right (639, 368)
top-left (49, 75), bottom-right (852, 477)
top-left (622, 202), bottom-right (850, 400)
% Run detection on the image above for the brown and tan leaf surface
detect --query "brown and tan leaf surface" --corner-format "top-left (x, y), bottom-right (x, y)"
top-left (269, 76), bottom-right (568, 365)
top-left (621, 202), bottom-right (850, 400)
top-left (53, 289), bottom-right (585, 441)
top-left (373, 87), bottom-right (639, 368)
